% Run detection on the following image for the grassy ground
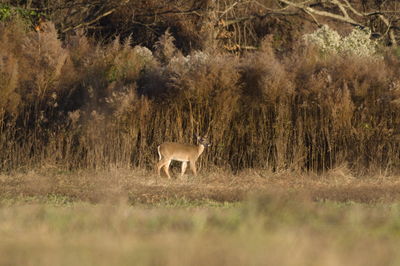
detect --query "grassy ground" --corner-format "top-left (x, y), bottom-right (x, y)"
top-left (1, 167), bottom-right (400, 265)
top-left (2, 166), bottom-right (400, 204)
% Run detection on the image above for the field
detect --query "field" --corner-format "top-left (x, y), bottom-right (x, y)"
top-left (1, 168), bottom-right (400, 266)
top-left (1, 7), bottom-right (400, 265)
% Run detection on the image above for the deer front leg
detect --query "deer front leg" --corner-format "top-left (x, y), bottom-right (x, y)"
top-left (189, 161), bottom-right (197, 176)
top-left (181, 161), bottom-right (188, 178)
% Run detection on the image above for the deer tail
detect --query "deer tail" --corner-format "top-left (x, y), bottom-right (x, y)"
top-left (157, 145), bottom-right (162, 161)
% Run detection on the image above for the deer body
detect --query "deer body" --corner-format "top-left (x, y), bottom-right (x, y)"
top-left (156, 137), bottom-right (209, 179)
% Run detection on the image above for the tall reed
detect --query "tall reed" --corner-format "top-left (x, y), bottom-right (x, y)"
top-left (1, 18), bottom-right (400, 174)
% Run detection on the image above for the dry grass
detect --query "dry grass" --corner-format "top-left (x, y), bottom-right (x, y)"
top-left (1, 169), bottom-right (400, 266)
top-left (1, 17), bottom-right (400, 175)
top-left (2, 7), bottom-right (400, 266)
top-left (2, 167), bottom-right (400, 205)
top-left (2, 169), bottom-right (400, 266)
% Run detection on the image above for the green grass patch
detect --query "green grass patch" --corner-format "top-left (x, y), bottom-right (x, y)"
top-left (1, 194), bottom-right (400, 265)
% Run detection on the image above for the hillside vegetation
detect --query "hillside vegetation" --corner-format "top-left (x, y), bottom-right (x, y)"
top-left (2, 2), bottom-right (400, 265)
top-left (1, 20), bottom-right (400, 174)
top-left (1, 1), bottom-right (400, 175)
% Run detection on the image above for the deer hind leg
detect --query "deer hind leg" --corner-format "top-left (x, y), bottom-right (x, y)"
top-left (157, 159), bottom-right (168, 177)
top-left (189, 161), bottom-right (197, 176)
top-left (163, 160), bottom-right (172, 179)
top-left (180, 161), bottom-right (188, 178)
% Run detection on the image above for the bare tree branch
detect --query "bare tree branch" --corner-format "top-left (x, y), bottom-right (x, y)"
top-left (278, 0), bottom-right (361, 26)
top-left (61, 7), bottom-right (117, 33)
top-left (276, 0), bottom-right (398, 46)
top-left (332, 0), bottom-right (350, 18)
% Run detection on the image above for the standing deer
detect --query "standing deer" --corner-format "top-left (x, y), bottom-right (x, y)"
top-left (156, 135), bottom-right (210, 179)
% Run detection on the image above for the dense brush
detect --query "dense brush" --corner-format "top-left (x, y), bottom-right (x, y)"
top-left (1, 18), bottom-right (400, 175)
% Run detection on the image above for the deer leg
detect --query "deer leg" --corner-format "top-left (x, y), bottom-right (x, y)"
top-left (181, 162), bottom-right (188, 178)
top-left (163, 160), bottom-right (172, 179)
top-left (157, 159), bottom-right (167, 177)
top-left (189, 161), bottom-right (197, 176)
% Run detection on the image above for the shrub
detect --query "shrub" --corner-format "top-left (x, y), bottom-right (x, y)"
top-left (304, 25), bottom-right (378, 57)
top-left (0, 17), bottom-right (400, 175)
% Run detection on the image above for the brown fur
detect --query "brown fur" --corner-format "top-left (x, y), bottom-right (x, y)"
top-left (157, 137), bottom-right (209, 179)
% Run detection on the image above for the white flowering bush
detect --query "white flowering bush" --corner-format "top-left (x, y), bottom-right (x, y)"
top-left (303, 25), bottom-right (342, 54)
top-left (341, 28), bottom-right (377, 57)
top-left (169, 51), bottom-right (209, 69)
top-left (304, 25), bottom-right (378, 57)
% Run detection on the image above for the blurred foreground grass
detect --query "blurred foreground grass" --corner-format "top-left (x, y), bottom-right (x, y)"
top-left (1, 193), bottom-right (400, 266)
top-left (2, 168), bottom-right (400, 265)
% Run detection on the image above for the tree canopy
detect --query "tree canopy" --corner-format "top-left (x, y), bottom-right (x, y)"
top-left (1, 0), bottom-right (400, 53)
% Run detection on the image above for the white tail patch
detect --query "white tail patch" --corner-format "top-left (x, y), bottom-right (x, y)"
top-left (157, 145), bottom-right (162, 161)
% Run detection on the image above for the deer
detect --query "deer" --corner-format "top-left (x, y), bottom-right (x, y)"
top-left (156, 135), bottom-right (210, 179)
